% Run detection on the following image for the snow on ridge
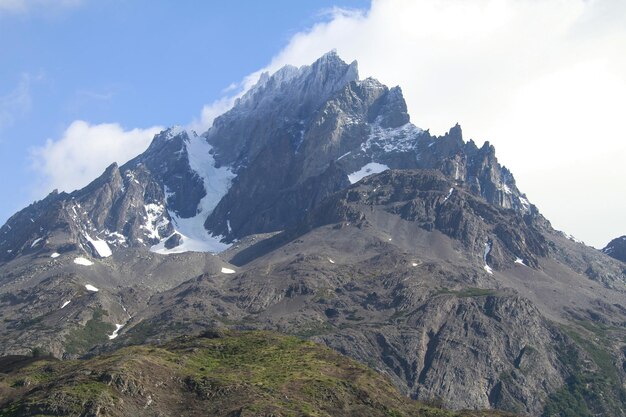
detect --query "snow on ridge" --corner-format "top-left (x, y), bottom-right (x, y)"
top-left (85, 284), bottom-right (99, 292)
top-left (519, 196), bottom-right (530, 211)
top-left (348, 162), bottom-right (389, 184)
top-left (108, 323), bottom-right (124, 340)
top-left (74, 257), bottom-right (94, 266)
top-left (361, 117), bottom-right (422, 154)
top-left (566, 234), bottom-right (584, 244)
top-left (84, 233), bottom-right (112, 258)
top-left (150, 131), bottom-right (236, 255)
top-left (166, 125), bottom-right (185, 139)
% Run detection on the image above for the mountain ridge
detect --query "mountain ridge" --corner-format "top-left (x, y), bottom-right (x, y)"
top-left (0, 51), bottom-right (625, 416)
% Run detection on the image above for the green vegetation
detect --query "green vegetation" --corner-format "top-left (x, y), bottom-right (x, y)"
top-left (542, 325), bottom-right (626, 417)
top-left (63, 308), bottom-right (115, 354)
top-left (0, 330), bottom-right (517, 417)
top-left (437, 287), bottom-right (498, 298)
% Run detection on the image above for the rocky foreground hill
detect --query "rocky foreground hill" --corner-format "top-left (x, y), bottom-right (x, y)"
top-left (0, 52), bottom-right (625, 416)
top-left (0, 330), bottom-right (518, 417)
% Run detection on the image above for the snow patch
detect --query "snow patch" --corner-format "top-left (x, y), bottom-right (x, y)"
top-left (61, 300), bottom-right (70, 309)
top-left (84, 233), bottom-right (112, 258)
top-left (361, 117), bottom-right (422, 154)
top-left (566, 234), bottom-right (584, 244)
top-left (151, 131), bottom-right (236, 255)
top-left (50, 252), bottom-right (60, 258)
top-left (221, 267), bottom-right (235, 274)
top-left (108, 323), bottom-right (124, 340)
top-left (74, 257), bottom-right (94, 266)
top-left (412, 262), bottom-right (418, 267)
top-left (141, 204), bottom-right (169, 240)
top-left (328, 258), bottom-right (335, 264)
top-left (85, 284), bottom-right (99, 292)
top-left (348, 162), bottom-right (389, 184)
top-left (104, 230), bottom-right (126, 245)
top-left (31, 237), bottom-right (44, 248)
top-left (515, 257), bottom-right (526, 266)
top-left (337, 151), bottom-right (351, 161)
top-left (519, 196), bottom-right (530, 211)
top-left (483, 241), bottom-right (493, 275)
top-left (443, 187), bottom-right (454, 203)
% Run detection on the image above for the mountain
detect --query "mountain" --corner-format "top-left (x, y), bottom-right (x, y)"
top-left (603, 236), bottom-right (626, 263)
top-left (0, 330), bottom-right (516, 417)
top-left (0, 51), bottom-right (531, 261)
top-left (0, 51), bottom-right (625, 417)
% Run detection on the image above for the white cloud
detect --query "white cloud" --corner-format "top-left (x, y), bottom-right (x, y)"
top-left (188, 73), bottom-right (264, 133)
top-left (188, 96), bottom-right (237, 134)
top-left (0, 0), bottom-right (82, 14)
top-left (242, 0), bottom-right (626, 247)
top-left (31, 120), bottom-right (162, 194)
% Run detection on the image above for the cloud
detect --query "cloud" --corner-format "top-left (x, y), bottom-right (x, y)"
top-left (188, 73), bottom-right (264, 133)
top-left (0, 0), bottom-right (82, 15)
top-left (188, 96), bottom-right (237, 134)
top-left (242, 0), bottom-right (626, 247)
top-left (31, 120), bottom-right (163, 194)
top-left (0, 74), bottom-right (33, 133)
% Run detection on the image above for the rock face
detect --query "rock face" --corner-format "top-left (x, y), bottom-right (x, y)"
top-left (0, 52), bottom-right (625, 417)
top-left (603, 235), bottom-right (626, 263)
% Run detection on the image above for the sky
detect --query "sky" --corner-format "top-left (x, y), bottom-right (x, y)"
top-left (1, 0), bottom-right (624, 248)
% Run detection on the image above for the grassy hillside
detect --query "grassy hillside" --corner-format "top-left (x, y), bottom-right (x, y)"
top-left (0, 330), bottom-right (517, 417)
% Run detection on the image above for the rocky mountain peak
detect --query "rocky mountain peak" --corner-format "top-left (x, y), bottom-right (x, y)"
top-left (229, 50), bottom-right (358, 116)
top-left (208, 52), bottom-right (359, 167)
top-left (603, 235), bottom-right (626, 263)
top-left (2, 52), bottom-right (626, 417)
top-left (0, 52), bottom-right (543, 257)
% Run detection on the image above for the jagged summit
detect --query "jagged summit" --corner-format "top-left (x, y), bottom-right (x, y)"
top-left (233, 50), bottom-right (359, 113)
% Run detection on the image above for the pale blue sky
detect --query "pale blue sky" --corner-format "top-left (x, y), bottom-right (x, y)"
top-left (0, 0), bottom-right (369, 223)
